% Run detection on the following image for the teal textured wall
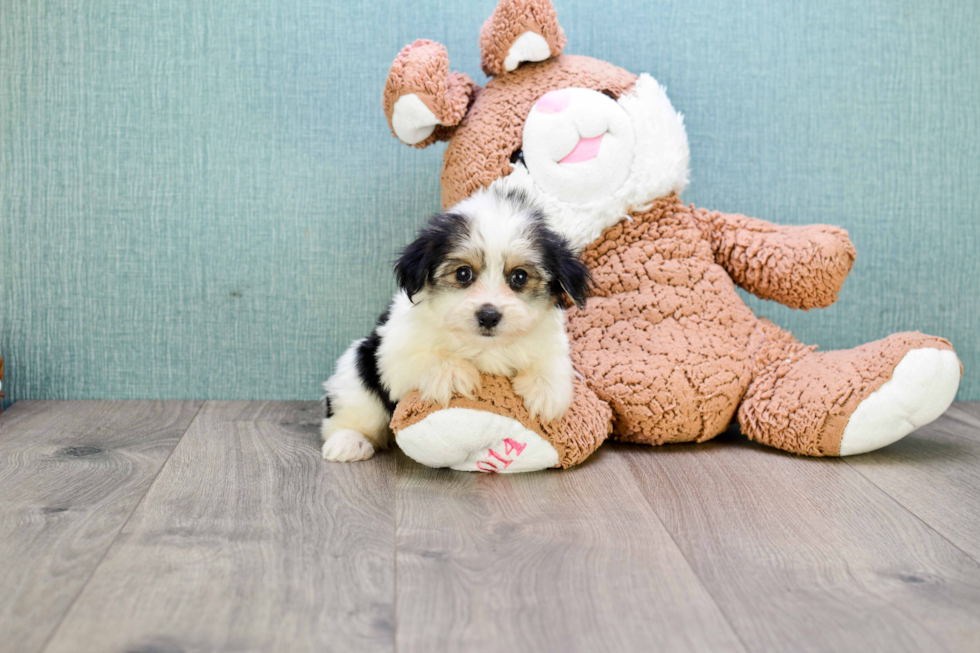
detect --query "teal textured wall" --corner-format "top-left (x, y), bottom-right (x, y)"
top-left (1, 0), bottom-right (978, 406)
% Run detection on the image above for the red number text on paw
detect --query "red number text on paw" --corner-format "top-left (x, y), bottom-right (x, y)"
top-left (475, 439), bottom-right (526, 473)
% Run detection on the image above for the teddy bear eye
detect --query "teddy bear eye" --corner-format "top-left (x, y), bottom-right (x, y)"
top-left (509, 148), bottom-right (525, 166)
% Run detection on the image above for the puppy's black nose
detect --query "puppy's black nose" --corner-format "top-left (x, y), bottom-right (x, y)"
top-left (476, 304), bottom-right (502, 329)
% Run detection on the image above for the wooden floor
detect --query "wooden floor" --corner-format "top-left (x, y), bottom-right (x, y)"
top-left (1, 402), bottom-right (979, 652)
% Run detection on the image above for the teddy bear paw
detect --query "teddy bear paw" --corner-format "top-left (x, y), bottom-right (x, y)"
top-left (839, 348), bottom-right (961, 455)
top-left (397, 407), bottom-right (559, 473)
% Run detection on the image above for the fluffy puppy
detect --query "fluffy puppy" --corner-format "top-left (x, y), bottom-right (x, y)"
top-left (321, 188), bottom-right (591, 462)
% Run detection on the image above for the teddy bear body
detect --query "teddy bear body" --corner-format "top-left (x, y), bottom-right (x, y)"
top-left (569, 195), bottom-right (760, 446)
top-left (375, 0), bottom-right (962, 471)
top-left (578, 191), bottom-right (958, 457)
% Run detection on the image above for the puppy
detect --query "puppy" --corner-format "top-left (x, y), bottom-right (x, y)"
top-left (321, 187), bottom-right (591, 462)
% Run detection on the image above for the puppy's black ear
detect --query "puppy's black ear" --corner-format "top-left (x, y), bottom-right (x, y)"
top-left (543, 233), bottom-right (592, 310)
top-left (551, 251), bottom-right (591, 309)
top-left (394, 236), bottom-right (431, 301)
top-left (394, 211), bottom-right (467, 301)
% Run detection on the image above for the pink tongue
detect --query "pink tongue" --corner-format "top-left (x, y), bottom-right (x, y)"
top-left (559, 134), bottom-right (604, 164)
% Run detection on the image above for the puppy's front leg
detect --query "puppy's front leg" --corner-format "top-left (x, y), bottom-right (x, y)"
top-left (512, 357), bottom-right (574, 423)
top-left (416, 358), bottom-right (482, 407)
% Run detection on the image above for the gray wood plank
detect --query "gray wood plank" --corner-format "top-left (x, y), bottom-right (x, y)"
top-left (395, 448), bottom-right (746, 653)
top-left (42, 401), bottom-right (395, 653)
top-left (621, 429), bottom-right (980, 653)
top-left (843, 403), bottom-right (980, 562)
top-left (0, 400), bottom-right (202, 653)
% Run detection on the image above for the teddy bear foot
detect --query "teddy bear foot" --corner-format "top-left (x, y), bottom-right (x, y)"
top-left (398, 407), bottom-right (560, 473)
top-left (839, 348), bottom-right (961, 455)
top-left (390, 373), bottom-right (612, 471)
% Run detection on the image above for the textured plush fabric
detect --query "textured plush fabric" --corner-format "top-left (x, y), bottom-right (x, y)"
top-left (569, 194), bottom-right (953, 455)
top-left (382, 40), bottom-right (478, 148)
top-left (394, 194), bottom-right (955, 458)
top-left (441, 55), bottom-right (637, 208)
top-left (479, 0), bottom-right (567, 77)
top-left (391, 373), bottom-right (612, 468)
top-left (739, 325), bottom-right (956, 456)
top-left (695, 210), bottom-right (857, 310)
top-left (0, 0), bottom-right (977, 408)
top-left (382, 0), bottom-right (962, 463)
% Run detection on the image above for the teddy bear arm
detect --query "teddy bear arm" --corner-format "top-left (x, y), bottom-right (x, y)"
top-left (694, 208), bottom-right (857, 310)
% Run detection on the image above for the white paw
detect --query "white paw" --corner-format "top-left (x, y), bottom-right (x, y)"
top-left (397, 407), bottom-right (559, 473)
top-left (512, 371), bottom-right (572, 423)
top-left (322, 429), bottom-right (376, 462)
top-left (451, 362), bottom-right (481, 399)
top-left (839, 348), bottom-right (961, 456)
top-left (418, 361), bottom-right (481, 405)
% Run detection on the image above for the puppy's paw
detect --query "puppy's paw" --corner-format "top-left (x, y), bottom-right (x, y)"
top-left (418, 361), bottom-right (481, 405)
top-left (418, 373), bottom-right (455, 407)
top-left (513, 370), bottom-right (573, 423)
top-left (451, 361), bottom-right (482, 399)
top-left (322, 429), bottom-right (375, 462)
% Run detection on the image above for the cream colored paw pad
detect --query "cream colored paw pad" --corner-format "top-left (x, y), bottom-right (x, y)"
top-left (839, 348), bottom-right (961, 456)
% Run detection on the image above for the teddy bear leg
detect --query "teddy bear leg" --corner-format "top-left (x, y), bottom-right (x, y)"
top-left (390, 374), bottom-right (613, 472)
top-left (738, 321), bottom-right (961, 456)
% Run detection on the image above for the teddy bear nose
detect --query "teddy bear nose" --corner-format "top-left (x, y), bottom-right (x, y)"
top-left (534, 89), bottom-right (572, 114)
top-left (476, 304), bottom-right (502, 329)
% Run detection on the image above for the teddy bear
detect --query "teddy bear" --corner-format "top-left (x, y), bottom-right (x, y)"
top-left (379, 0), bottom-right (962, 472)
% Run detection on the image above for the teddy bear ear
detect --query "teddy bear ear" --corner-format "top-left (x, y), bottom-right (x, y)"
top-left (383, 40), bottom-right (479, 148)
top-left (479, 0), bottom-right (567, 77)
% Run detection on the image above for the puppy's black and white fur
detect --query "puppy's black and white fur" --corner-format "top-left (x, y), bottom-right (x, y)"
top-left (321, 188), bottom-right (591, 462)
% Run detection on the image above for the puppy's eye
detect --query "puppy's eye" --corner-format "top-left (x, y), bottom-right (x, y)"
top-left (601, 89), bottom-right (618, 100)
top-left (509, 269), bottom-right (528, 289)
top-left (509, 148), bottom-right (525, 166)
top-left (455, 266), bottom-right (474, 284)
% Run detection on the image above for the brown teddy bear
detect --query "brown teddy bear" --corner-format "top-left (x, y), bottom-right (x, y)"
top-left (381, 0), bottom-right (961, 472)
